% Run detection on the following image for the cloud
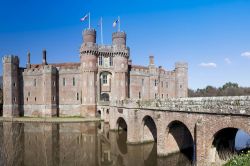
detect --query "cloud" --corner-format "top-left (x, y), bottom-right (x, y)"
top-left (241, 51), bottom-right (250, 58)
top-left (224, 58), bottom-right (231, 64)
top-left (199, 62), bottom-right (217, 68)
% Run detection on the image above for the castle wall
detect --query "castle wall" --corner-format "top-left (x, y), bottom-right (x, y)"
top-left (2, 28), bottom-right (188, 118)
top-left (58, 68), bottom-right (82, 117)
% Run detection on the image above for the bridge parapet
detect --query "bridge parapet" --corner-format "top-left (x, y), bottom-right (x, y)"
top-left (110, 96), bottom-right (250, 116)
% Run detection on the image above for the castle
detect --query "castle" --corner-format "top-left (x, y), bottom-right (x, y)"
top-left (2, 28), bottom-right (188, 117)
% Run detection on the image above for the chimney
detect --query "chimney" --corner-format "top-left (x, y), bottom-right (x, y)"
top-left (149, 55), bottom-right (154, 65)
top-left (26, 51), bottom-right (31, 68)
top-left (42, 49), bottom-right (47, 65)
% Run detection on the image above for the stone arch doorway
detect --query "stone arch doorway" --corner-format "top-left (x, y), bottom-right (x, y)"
top-left (165, 120), bottom-right (194, 162)
top-left (141, 115), bottom-right (157, 143)
top-left (210, 128), bottom-right (250, 164)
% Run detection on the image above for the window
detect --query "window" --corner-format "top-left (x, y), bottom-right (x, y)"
top-left (99, 56), bottom-right (103, 66)
top-left (13, 82), bottom-right (16, 87)
top-left (73, 77), bottom-right (75, 86)
top-left (28, 92), bottom-right (30, 97)
top-left (102, 74), bottom-right (107, 84)
top-left (53, 81), bottom-right (56, 87)
top-left (77, 93), bottom-right (79, 100)
top-left (34, 79), bottom-right (36, 86)
top-left (139, 92), bottom-right (141, 99)
top-left (53, 96), bottom-right (56, 102)
top-left (35, 97), bottom-right (36, 102)
top-left (142, 79), bottom-right (144, 85)
top-left (166, 82), bottom-right (168, 88)
top-left (13, 97), bottom-right (16, 103)
top-left (26, 97), bottom-right (28, 102)
top-left (162, 94), bottom-right (164, 99)
top-left (180, 85), bottom-right (182, 88)
top-left (161, 81), bottom-right (163, 88)
top-left (63, 78), bottom-right (66, 86)
top-left (155, 93), bottom-right (157, 99)
top-left (154, 80), bottom-right (157, 86)
top-left (109, 56), bottom-right (113, 66)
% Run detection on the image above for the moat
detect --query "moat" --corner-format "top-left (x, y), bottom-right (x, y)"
top-left (0, 122), bottom-right (192, 166)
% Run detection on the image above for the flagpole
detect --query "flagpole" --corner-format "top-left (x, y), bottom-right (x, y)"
top-left (118, 16), bottom-right (120, 32)
top-left (88, 12), bottom-right (91, 29)
top-left (100, 17), bottom-right (103, 44)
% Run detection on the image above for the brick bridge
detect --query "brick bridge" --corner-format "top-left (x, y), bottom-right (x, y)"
top-left (97, 96), bottom-right (250, 166)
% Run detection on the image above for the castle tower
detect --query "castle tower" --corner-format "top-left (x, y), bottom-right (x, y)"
top-left (175, 62), bottom-right (188, 97)
top-left (42, 65), bottom-right (58, 117)
top-left (2, 56), bottom-right (20, 117)
top-left (111, 32), bottom-right (129, 100)
top-left (80, 29), bottom-right (98, 117)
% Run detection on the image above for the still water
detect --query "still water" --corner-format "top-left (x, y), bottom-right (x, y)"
top-left (0, 122), bottom-right (192, 166)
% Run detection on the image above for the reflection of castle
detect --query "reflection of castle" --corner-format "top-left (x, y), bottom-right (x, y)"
top-left (2, 28), bottom-right (188, 117)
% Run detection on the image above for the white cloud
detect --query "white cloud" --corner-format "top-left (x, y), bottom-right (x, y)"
top-left (199, 62), bottom-right (217, 68)
top-left (224, 58), bottom-right (231, 64)
top-left (241, 51), bottom-right (250, 58)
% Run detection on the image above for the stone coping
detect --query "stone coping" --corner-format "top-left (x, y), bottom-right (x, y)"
top-left (0, 117), bottom-right (101, 123)
top-left (110, 96), bottom-right (250, 116)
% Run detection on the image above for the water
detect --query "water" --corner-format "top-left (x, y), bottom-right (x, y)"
top-left (0, 122), bottom-right (192, 166)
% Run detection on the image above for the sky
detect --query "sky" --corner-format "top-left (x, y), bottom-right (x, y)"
top-left (0, 0), bottom-right (250, 89)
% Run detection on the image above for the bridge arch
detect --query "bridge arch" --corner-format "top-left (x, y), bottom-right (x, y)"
top-left (116, 117), bottom-right (127, 132)
top-left (165, 120), bottom-right (194, 161)
top-left (208, 126), bottom-right (250, 164)
top-left (116, 117), bottom-right (128, 155)
top-left (140, 115), bottom-right (157, 143)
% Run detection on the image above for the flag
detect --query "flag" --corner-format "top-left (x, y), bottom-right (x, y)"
top-left (97, 17), bottom-right (102, 27)
top-left (113, 19), bottom-right (119, 27)
top-left (80, 13), bottom-right (89, 22)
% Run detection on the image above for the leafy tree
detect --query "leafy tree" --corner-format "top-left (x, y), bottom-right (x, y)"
top-left (189, 82), bottom-right (250, 97)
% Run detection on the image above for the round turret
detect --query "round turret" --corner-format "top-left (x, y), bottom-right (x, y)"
top-left (112, 32), bottom-right (126, 47)
top-left (83, 29), bottom-right (96, 43)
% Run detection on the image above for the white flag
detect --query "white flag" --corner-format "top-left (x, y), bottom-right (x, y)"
top-left (113, 19), bottom-right (119, 27)
top-left (80, 13), bottom-right (89, 22)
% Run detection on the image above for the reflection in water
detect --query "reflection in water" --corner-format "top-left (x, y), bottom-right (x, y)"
top-left (0, 122), bottom-right (192, 166)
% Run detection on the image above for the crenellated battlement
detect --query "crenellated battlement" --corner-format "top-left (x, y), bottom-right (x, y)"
top-left (175, 62), bottom-right (188, 69)
top-left (2, 55), bottom-right (19, 65)
top-left (42, 65), bottom-right (57, 74)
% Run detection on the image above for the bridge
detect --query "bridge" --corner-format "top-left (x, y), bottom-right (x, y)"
top-left (97, 96), bottom-right (250, 166)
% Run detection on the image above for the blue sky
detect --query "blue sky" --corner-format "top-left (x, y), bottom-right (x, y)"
top-left (1, 0), bottom-right (250, 89)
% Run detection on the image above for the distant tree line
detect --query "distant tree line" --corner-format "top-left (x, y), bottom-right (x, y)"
top-left (189, 82), bottom-right (250, 97)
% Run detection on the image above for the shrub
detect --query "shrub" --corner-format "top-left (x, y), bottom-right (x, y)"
top-left (224, 151), bottom-right (250, 166)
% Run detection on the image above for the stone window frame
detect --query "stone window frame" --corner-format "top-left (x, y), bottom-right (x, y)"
top-left (102, 74), bottom-right (108, 84)
top-left (109, 56), bottom-right (113, 66)
top-left (154, 80), bottom-right (157, 86)
top-left (99, 56), bottom-right (103, 66)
